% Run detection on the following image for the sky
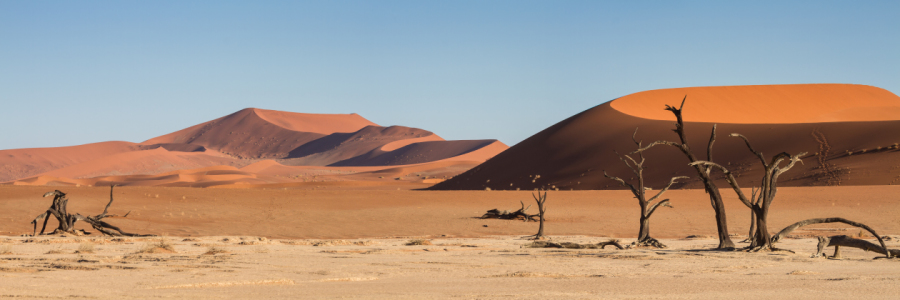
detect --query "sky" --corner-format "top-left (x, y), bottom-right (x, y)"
top-left (1, 1), bottom-right (898, 150)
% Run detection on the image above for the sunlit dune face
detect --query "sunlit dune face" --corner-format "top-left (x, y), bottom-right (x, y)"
top-left (610, 84), bottom-right (900, 124)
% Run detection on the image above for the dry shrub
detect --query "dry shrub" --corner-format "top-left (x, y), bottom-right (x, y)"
top-left (203, 246), bottom-right (228, 255)
top-left (280, 240), bottom-right (312, 246)
top-left (0, 245), bottom-right (12, 255)
top-left (136, 238), bottom-right (176, 254)
top-left (74, 243), bottom-right (95, 254)
top-left (406, 239), bottom-right (433, 246)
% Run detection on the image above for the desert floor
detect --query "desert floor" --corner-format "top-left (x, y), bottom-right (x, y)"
top-left (1, 185), bottom-right (899, 298)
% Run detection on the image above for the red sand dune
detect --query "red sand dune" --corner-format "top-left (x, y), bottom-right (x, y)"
top-left (2, 108), bottom-right (508, 187)
top-left (431, 84), bottom-right (900, 191)
top-left (611, 84), bottom-right (900, 123)
top-left (0, 141), bottom-right (141, 182)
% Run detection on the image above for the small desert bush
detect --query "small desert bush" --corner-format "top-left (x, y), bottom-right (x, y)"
top-left (0, 245), bottom-right (12, 255)
top-left (136, 238), bottom-right (176, 254)
top-left (406, 239), bottom-right (433, 246)
top-left (75, 243), bottom-right (95, 254)
top-left (203, 246), bottom-right (228, 255)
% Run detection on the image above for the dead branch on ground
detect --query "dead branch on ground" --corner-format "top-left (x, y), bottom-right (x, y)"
top-left (772, 217), bottom-right (891, 258)
top-left (814, 235), bottom-right (900, 259)
top-left (31, 186), bottom-right (149, 237)
top-left (480, 201), bottom-right (539, 221)
top-left (526, 240), bottom-right (624, 250)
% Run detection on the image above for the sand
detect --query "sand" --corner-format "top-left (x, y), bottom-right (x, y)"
top-left (1, 108), bottom-right (508, 187)
top-left (1, 184), bottom-right (899, 298)
top-left (433, 84), bottom-right (900, 191)
top-left (610, 84), bottom-right (900, 123)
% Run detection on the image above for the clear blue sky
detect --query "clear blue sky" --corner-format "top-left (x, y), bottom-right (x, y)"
top-left (2, 1), bottom-right (898, 150)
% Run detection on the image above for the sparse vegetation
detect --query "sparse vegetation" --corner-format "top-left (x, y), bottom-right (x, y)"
top-left (405, 239), bottom-right (433, 246)
top-left (136, 238), bottom-right (176, 254)
top-left (203, 246), bottom-right (228, 255)
top-left (75, 243), bottom-right (95, 254)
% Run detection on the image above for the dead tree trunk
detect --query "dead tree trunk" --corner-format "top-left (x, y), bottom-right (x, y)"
top-left (771, 217), bottom-right (891, 258)
top-left (31, 190), bottom-right (77, 235)
top-left (531, 191), bottom-right (548, 240)
top-left (634, 97), bottom-right (734, 249)
top-left (814, 235), bottom-right (900, 259)
top-left (605, 128), bottom-right (688, 248)
top-left (480, 201), bottom-right (539, 221)
top-left (30, 186), bottom-right (148, 237)
top-left (691, 133), bottom-right (806, 251)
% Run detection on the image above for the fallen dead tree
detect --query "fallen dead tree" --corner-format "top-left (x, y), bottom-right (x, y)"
top-left (525, 240), bottom-right (624, 250)
top-left (771, 217), bottom-right (892, 259)
top-left (31, 186), bottom-right (149, 237)
top-left (814, 235), bottom-right (900, 259)
top-left (480, 201), bottom-right (539, 221)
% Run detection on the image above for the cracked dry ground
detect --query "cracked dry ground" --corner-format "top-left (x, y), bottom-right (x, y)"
top-left (1, 236), bottom-right (900, 299)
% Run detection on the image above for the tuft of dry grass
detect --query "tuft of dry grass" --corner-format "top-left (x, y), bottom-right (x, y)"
top-left (136, 238), bottom-right (176, 254)
top-left (203, 246), bottom-right (228, 255)
top-left (406, 239), bottom-right (433, 246)
top-left (74, 243), bottom-right (95, 254)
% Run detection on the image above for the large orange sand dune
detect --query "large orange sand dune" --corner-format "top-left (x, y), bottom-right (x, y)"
top-left (433, 84), bottom-right (900, 191)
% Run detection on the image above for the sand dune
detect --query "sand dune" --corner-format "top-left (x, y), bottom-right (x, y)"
top-left (282, 125), bottom-right (438, 165)
top-left (0, 141), bottom-right (141, 182)
top-left (610, 84), bottom-right (900, 123)
top-left (2, 108), bottom-right (508, 187)
top-left (432, 84), bottom-right (900, 190)
top-left (332, 140), bottom-right (504, 166)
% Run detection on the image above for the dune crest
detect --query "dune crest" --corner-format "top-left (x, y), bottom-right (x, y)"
top-left (610, 84), bottom-right (900, 124)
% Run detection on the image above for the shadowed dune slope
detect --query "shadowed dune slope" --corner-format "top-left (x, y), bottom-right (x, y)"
top-left (430, 84), bottom-right (900, 190)
top-left (282, 125), bottom-right (438, 166)
top-left (331, 140), bottom-right (506, 166)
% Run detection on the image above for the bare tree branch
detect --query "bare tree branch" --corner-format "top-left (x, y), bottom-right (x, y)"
top-left (647, 176), bottom-right (689, 203)
top-left (689, 161), bottom-right (753, 208)
top-left (772, 218), bottom-right (886, 245)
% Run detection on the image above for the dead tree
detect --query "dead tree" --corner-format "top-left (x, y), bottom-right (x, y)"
top-left (31, 186), bottom-right (147, 237)
top-left (690, 133), bottom-right (806, 251)
top-left (604, 128), bottom-right (688, 248)
top-left (771, 217), bottom-right (892, 258)
top-left (480, 201), bottom-right (539, 221)
top-left (634, 97), bottom-right (734, 249)
top-left (814, 235), bottom-right (900, 259)
top-left (527, 240), bottom-right (624, 250)
top-left (531, 191), bottom-right (548, 239)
